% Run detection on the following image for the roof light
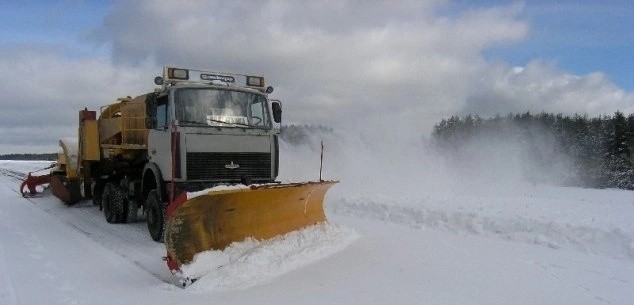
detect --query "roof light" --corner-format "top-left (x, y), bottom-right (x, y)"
top-left (168, 68), bottom-right (189, 80)
top-left (246, 76), bottom-right (264, 87)
top-left (159, 67), bottom-right (273, 91)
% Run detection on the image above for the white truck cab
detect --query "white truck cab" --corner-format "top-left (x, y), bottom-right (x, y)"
top-left (146, 67), bottom-right (282, 190)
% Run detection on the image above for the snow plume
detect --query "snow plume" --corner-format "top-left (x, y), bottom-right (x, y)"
top-left (433, 120), bottom-right (576, 189)
top-left (279, 126), bottom-right (454, 199)
top-left (278, 128), bottom-right (632, 261)
top-left (278, 120), bottom-right (573, 203)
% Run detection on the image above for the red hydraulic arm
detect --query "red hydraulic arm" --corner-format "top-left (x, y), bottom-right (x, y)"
top-left (20, 172), bottom-right (52, 197)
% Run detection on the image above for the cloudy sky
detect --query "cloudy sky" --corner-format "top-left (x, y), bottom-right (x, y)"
top-left (1, 0), bottom-right (633, 154)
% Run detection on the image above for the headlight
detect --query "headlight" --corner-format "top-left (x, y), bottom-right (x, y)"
top-left (246, 76), bottom-right (264, 87)
top-left (168, 68), bottom-right (189, 80)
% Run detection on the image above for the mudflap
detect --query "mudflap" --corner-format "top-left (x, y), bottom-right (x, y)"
top-left (50, 174), bottom-right (82, 205)
top-left (163, 181), bottom-right (338, 269)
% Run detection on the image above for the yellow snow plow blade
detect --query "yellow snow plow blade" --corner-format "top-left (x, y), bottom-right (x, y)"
top-left (164, 181), bottom-right (337, 267)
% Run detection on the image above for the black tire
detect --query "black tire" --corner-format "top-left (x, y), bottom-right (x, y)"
top-left (92, 180), bottom-right (105, 207)
top-left (102, 183), bottom-right (128, 224)
top-left (80, 178), bottom-right (92, 199)
top-left (126, 200), bottom-right (139, 223)
top-left (146, 190), bottom-right (165, 242)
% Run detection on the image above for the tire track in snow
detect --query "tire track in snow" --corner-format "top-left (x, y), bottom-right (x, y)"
top-left (27, 198), bottom-right (172, 283)
top-left (0, 241), bottom-right (19, 305)
top-left (0, 171), bottom-right (173, 285)
top-left (0, 182), bottom-right (87, 305)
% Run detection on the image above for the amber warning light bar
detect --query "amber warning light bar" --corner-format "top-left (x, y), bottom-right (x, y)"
top-left (156, 67), bottom-right (273, 93)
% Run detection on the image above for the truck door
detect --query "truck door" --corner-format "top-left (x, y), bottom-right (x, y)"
top-left (147, 94), bottom-right (173, 182)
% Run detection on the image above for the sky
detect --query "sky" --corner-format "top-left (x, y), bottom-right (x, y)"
top-left (1, 0), bottom-right (633, 154)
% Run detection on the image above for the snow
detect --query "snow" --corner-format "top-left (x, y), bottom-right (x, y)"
top-left (2, 160), bottom-right (634, 305)
top-left (180, 224), bottom-right (358, 291)
top-left (333, 187), bottom-right (634, 260)
top-left (186, 184), bottom-right (251, 199)
top-left (185, 182), bottom-right (298, 200)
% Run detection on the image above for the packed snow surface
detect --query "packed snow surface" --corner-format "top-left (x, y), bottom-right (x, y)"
top-left (180, 223), bottom-right (358, 291)
top-left (2, 160), bottom-right (634, 305)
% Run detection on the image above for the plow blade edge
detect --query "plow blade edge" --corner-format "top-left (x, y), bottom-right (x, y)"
top-left (164, 181), bottom-right (337, 267)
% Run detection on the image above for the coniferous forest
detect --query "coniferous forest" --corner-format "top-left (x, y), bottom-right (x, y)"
top-left (0, 153), bottom-right (57, 161)
top-left (432, 112), bottom-right (634, 190)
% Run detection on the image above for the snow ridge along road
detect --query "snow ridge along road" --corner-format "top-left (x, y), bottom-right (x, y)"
top-left (333, 194), bottom-right (634, 261)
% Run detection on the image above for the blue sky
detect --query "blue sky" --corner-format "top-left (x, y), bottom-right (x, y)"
top-left (1, 1), bottom-right (634, 153)
top-left (0, 1), bottom-right (110, 56)
top-left (440, 0), bottom-right (634, 91)
top-left (480, 1), bottom-right (634, 91)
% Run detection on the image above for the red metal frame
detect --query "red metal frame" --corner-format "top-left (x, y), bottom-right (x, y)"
top-left (164, 191), bottom-right (188, 272)
top-left (20, 172), bottom-right (51, 197)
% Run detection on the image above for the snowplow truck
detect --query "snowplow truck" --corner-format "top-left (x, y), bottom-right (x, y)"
top-left (27, 66), bottom-right (336, 272)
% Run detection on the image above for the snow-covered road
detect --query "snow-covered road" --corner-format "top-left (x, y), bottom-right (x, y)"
top-left (1, 160), bottom-right (633, 305)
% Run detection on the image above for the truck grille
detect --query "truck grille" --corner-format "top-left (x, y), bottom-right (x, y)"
top-left (186, 152), bottom-right (271, 181)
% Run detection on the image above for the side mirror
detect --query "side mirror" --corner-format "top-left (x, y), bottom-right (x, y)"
top-left (271, 101), bottom-right (282, 123)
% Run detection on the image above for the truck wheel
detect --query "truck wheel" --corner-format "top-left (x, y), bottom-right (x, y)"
top-left (146, 190), bottom-right (165, 242)
top-left (80, 178), bottom-right (92, 199)
top-left (92, 180), bottom-right (105, 207)
top-left (126, 200), bottom-right (138, 223)
top-left (103, 183), bottom-right (128, 224)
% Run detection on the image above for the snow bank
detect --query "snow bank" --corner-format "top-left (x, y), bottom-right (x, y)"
top-left (178, 223), bottom-right (358, 292)
top-left (332, 187), bottom-right (634, 261)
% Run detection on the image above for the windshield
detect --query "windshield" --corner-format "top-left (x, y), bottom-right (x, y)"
top-left (174, 88), bottom-right (271, 128)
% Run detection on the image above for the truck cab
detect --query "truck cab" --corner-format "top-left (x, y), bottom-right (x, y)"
top-left (145, 67), bottom-right (282, 194)
top-left (139, 68), bottom-right (283, 240)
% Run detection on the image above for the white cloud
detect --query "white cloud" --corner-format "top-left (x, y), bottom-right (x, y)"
top-left (88, 1), bottom-right (528, 131)
top-left (1, 0), bottom-right (632, 153)
top-left (0, 49), bottom-right (157, 153)
top-left (461, 60), bottom-right (634, 116)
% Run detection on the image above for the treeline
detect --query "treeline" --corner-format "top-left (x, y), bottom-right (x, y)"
top-left (0, 153), bottom-right (57, 161)
top-left (433, 111), bottom-right (634, 190)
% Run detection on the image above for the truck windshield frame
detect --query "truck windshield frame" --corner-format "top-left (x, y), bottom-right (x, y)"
top-left (174, 87), bottom-right (272, 129)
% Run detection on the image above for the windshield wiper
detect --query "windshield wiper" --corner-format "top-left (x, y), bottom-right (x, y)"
top-left (178, 120), bottom-right (208, 126)
top-left (206, 118), bottom-right (252, 128)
